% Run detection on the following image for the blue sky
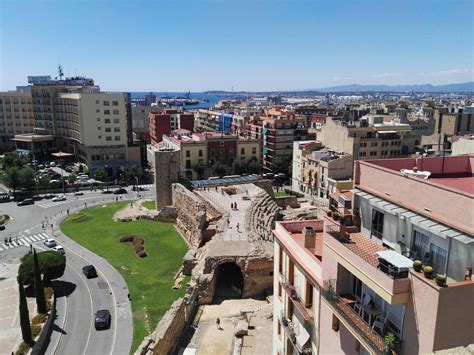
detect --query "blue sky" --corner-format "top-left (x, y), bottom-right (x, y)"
top-left (1, 0), bottom-right (473, 91)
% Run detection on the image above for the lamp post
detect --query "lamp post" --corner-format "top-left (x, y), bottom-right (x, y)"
top-left (135, 176), bottom-right (139, 198)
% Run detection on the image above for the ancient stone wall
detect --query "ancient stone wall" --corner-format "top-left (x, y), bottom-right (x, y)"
top-left (245, 191), bottom-right (281, 242)
top-left (172, 184), bottom-right (207, 247)
top-left (274, 196), bottom-right (300, 209)
top-left (253, 179), bottom-right (275, 197)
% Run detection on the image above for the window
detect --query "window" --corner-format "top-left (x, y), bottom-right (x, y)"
top-left (370, 151), bottom-right (377, 156)
top-left (105, 127), bottom-right (111, 132)
top-left (96, 109), bottom-right (100, 113)
top-left (371, 209), bottom-right (384, 239)
top-left (241, 147), bottom-right (245, 155)
top-left (98, 127), bottom-right (102, 130)
top-left (114, 127), bottom-right (120, 132)
top-left (305, 280), bottom-right (313, 308)
top-left (97, 117), bottom-right (101, 122)
top-left (115, 136), bottom-right (120, 141)
top-left (360, 142), bottom-right (367, 148)
top-left (430, 244), bottom-right (448, 274)
top-left (371, 142), bottom-right (378, 147)
top-left (185, 160), bottom-right (191, 169)
top-left (112, 101), bottom-right (118, 106)
top-left (98, 135), bottom-right (102, 139)
top-left (106, 136), bottom-right (112, 141)
top-left (113, 118), bottom-right (119, 123)
top-left (104, 110), bottom-right (110, 115)
top-left (112, 110), bottom-right (119, 115)
top-left (210, 149), bottom-right (215, 156)
top-left (186, 150), bottom-right (190, 157)
top-left (96, 100), bottom-right (99, 104)
top-left (252, 147), bottom-right (256, 154)
top-left (103, 101), bottom-right (110, 106)
top-left (198, 149), bottom-right (203, 157)
top-left (229, 148), bottom-right (234, 154)
top-left (105, 119), bottom-right (111, 124)
top-left (359, 152), bottom-right (367, 157)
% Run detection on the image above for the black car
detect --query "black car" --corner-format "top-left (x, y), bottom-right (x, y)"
top-left (82, 265), bottom-right (98, 278)
top-left (113, 188), bottom-right (127, 195)
top-left (17, 198), bottom-right (34, 206)
top-left (95, 309), bottom-right (111, 330)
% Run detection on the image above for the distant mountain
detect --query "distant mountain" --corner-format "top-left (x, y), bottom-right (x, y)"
top-left (314, 82), bottom-right (473, 93)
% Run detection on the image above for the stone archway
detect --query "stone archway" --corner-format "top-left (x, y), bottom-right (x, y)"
top-left (213, 262), bottom-right (244, 300)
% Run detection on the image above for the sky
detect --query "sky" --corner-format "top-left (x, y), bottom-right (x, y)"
top-left (1, 0), bottom-right (473, 92)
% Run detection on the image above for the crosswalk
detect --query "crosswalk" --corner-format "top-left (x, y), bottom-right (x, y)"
top-left (37, 199), bottom-right (70, 209)
top-left (0, 232), bottom-right (50, 251)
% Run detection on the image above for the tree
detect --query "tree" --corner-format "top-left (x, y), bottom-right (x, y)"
top-left (18, 251), bottom-right (66, 286)
top-left (2, 151), bottom-right (25, 169)
top-left (68, 173), bottom-right (77, 186)
top-left (38, 175), bottom-right (51, 192)
top-left (18, 278), bottom-right (32, 345)
top-left (94, 167), bottom-right (107, 183)
top-left (271, 156), bottom-right (288, 174)
top-left (124, 165), bottom-right (142, 184)
top-left (247, 158), bottom-right (262, 174)
top-left (33, 250), bottom-right (47, 314)
top-left (192, 161), bottom-right (205, 179)
top-left (4, 166), bottom-right (21, 193)
top-left (19, 167), bottom-right (35, 189)
top-left (210, 162), bottom-right (226, 177)
top-left (232, 161), bottom-right (247, 175)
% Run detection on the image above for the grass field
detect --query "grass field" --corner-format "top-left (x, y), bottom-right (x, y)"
top-left (274, 191), bottom-right (291, 197)
top-left (60, 202), bottom-right (189, 353)
top-left (142, 200), bottom-right (155, 210)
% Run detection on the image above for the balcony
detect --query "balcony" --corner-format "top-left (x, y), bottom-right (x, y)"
top-left (324, 217), bottom-right (411, 304)
top-left (323, 280), bottom-right (402, 355)
top-left (280, 316), bottom-right (313, 354)
top-left (280, 274), bottom-right (314, 325)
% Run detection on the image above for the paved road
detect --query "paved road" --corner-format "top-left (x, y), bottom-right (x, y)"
top-left (0, 185), bottom-right (154, 355)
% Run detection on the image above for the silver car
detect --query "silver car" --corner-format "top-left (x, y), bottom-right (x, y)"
top-left (44, 238), bottom-right (57, 248)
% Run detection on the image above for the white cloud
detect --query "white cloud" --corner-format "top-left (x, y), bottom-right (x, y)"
top-left (421, 68), bottom-right (473, 77)
top-left (371, 73), bottom-right (401, 78)
top-left (333, 76), bottom-right (352, 81)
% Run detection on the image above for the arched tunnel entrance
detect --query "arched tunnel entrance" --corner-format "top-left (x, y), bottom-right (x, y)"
top-left (213, 262), bottom-right (244, 300)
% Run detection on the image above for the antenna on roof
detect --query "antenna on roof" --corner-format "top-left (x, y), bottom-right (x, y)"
top-left (58, 64), bottom-right (64, 80)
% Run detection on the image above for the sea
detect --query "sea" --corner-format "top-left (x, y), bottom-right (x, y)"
top-left (131, 92), bottom-right (221, 110)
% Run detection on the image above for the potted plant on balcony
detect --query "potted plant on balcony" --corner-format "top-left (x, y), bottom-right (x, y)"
top-left (289, 285), bottom-right (298, 299)
top-left (326, 210), bottom-right (332, 217)
top-left (413, 260), bottom-right (422, 272)
top-left (423, 266), bottom-right (433, 279)
top-left (436, 274), bottom-right (447, 287)
top-left (384, 332), bottom-right (396, 355)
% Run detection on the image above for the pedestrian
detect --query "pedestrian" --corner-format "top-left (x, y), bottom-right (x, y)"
top-left (67, 208), bottom-right (70, 215)
top-left (9, 237), bottom-right (12, 244)
top-left (216, 317), bottom-right (221, 330)
top-left (16, 236), bottom-right (18, 243)
top-left (234, 202), bottom-right (238, 210)
top-left (130, 202), bottom-right (133, 207)
top-left (231, 202), bottom-right (234, 210)
top-left (236, 222), bottom-right (240, 232)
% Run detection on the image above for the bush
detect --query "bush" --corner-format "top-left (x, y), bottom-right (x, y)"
top-left (32, 313), bottom-right (47, 325)
top-left (31, 324), bottom-right (42, 338)
top-left (18, 251), bottom-right (66, 286)
top-left (44, 287), bottom-right (54, 299)
top-left (66, 212), bottom-right (87, 222)
top-left (132, 237), bottom-right (144, 246)
top-left (15, 342), bottom-right (30, 355)
top-left (119, 235), bottom-right (134, 243)
top-left (134, 244), bottom-right (144, 253)
top-left (46, 299), bottom-right (52, 312)
top-left (137, 250), bottom-right (147, 258)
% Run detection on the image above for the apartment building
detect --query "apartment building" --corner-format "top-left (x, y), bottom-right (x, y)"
top-left (0, 92), bottom-right (35, 143)
top-left (160, 129), bottom-right (260, 179)
top-left (292, 141), bottom-right (353, 203)
top-left (273, 155), bottom-right (473, 355)
top-left (317, 115), bottom-right (416, 160)
top-left (195, 109), bottom-right (233, 133)
top-left (246, 107), bottom-right (314, 171)
top-left (149, 109), bottom-right (194, 144)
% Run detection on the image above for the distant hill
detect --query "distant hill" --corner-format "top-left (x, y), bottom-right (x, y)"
top-left (314, 82), bottom-right (474, 93)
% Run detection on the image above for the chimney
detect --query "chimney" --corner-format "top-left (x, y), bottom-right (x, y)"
top-left (303, 226), bottom-right (315, 249)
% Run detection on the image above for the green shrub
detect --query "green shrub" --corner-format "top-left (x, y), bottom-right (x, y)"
top-left (66, 212), bottom-right (87, 222)
top-left (18, 251), bottom-right (66, 286)
top-left (31, 324), bottom-right (42, 338)
top-left (15, 341), bottom-right (29, 355)
top-left (32, 313), bottom-right (47, 325)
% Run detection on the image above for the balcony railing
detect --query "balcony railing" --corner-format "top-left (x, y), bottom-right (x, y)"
top-left (281, 317), bottom-right (313, 354)
top-left (280, 273), bottom-right (314, 324)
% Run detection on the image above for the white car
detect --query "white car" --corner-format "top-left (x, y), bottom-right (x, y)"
top-left (51, 246), bottom-right (65, 255)
top-left (44, 238), bottom-right (57, 248)
top-left (52, 195), bottom-right (66, 202)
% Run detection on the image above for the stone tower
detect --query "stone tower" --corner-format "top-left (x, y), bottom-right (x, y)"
top-left (147, 146), bottom-right (180, 209)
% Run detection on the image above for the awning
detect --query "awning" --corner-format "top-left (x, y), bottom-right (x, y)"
top-left (296, 325), bottom-right (310, 350)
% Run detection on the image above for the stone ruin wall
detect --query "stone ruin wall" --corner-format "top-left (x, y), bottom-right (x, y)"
top-left (172, 184), bottom-right (207, 247)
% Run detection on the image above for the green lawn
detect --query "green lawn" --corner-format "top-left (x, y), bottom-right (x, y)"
top-left (142, 200), bottom-right (155, 210)
top-left (60, 202), bottom-right (189, 353)
top-left (274, 191), bottom-right (291, 198)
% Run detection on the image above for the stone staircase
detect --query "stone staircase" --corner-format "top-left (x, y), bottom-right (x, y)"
top-left (245, 191), bottom-right (281, 242)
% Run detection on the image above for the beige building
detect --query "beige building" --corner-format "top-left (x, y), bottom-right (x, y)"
top-left (292, 141), bottom-right (353, 203)
top-left (317, 115), bottom-right (416, 160)
top-left (0, 92), bottom-right (35, 143)
top-left (55, 92), bottom-right (128, 165)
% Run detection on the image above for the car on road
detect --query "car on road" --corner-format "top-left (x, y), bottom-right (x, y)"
top-left (94, 309), bottom-right (111, 330)
top-left (51, 245), bottom-right (65, 255)
top-left (44, 238), bottom-right (57, 248)
top-left (132, 186), bottom-right (147, 191)
top-left (82, 265), bottom-right (98, 278)
top-left (17, 198), bottom-right (34, 206)
top-left (113, 188), bottom-right (127, 195)
top-left (74, 191), bottom-right (84, 196)
top-left (52, 195), bottom-right (67, 202)
top-left (0, 225), bottom-right (5, 231)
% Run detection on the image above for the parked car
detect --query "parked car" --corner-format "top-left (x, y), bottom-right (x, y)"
top-left (132, 186), bottom-right (146, 191)
top-left (50, 162), bottom-right (56, 167)
top-left (44, 238), bottom-right (57, 248)
top-left (94, 309), bottom-right (111, 330)
top-left (113, 188), bottom-right (127, 195)
top-left (82, 265), bottom-right (98, 278)
top-left (74, 191), bottom-right (84, 196)
top-left (17, 198), bottom-right (34, 206)
top-left (0, 225), bottom-right (5, 231)
top-left (51, 246), bottom-right (65, 255)
top-left (52, 195), bottom-right (66, 202)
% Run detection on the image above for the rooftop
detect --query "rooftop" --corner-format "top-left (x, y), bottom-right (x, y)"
top-left (277, 220), bottom-right (325, 263)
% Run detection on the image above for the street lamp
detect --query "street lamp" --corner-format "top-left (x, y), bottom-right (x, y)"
top-left (135, 176), bottom-right (139, 198)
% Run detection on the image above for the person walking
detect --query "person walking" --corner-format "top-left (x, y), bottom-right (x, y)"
top-left (236, 222), bottom-right (240, 232)
top-left (216, 317), bottom-right (221, 330)
top-left (234, 202), bottom-right (238, 210)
